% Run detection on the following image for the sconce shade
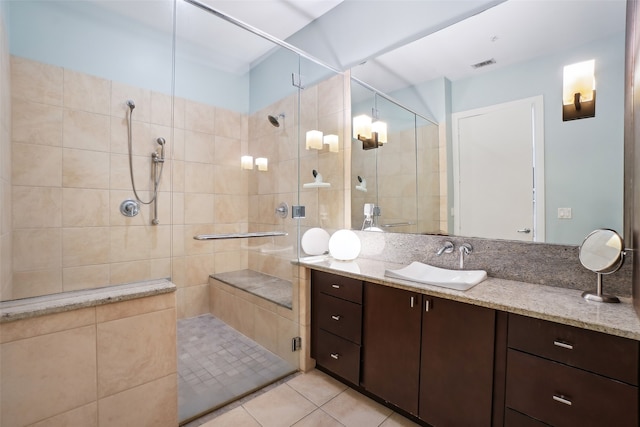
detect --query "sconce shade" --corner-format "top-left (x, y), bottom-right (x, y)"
top-left (563, 59), bottom-right (596, 121)
top-left (255, 157), bottom-right (268, 171)
top-left (353, 115), bottom-right (372, 139)
top-left (306, 130), bottom-right (323, 150)
top-left (372, 120), bottom-right (387, 144)
top-left (324, 134), bottom-right (339, 152)
top-left (241, 155), bottom-right (253, 170)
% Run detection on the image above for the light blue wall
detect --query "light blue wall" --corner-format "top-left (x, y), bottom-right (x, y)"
top-left (7, 0), bottom-right (251, 113)
top-left (387, 33), bottom-right (625, 244)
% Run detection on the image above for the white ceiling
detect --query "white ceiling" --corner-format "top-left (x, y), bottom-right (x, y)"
top-left (351, 0), bottom-right (627, 93)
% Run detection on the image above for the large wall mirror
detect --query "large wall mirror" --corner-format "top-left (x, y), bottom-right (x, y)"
top-left (350, 0), bottom-right (626, 245)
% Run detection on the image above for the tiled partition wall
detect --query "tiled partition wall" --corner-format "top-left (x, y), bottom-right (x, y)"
top-left (0, 292), bottom-right (178, 427)
top-left (0, 14), bottom-right (11, 301)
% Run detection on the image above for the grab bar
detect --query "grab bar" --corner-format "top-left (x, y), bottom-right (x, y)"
top-left (381, 222), bottom-right (415, 228)
top-left (194, 231), bottom-right (288, 240)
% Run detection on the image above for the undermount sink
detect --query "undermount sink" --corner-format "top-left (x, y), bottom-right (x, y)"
top-left (384, 261), bottom-right (487, 291)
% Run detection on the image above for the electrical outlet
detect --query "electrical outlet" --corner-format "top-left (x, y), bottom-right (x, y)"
top-left (558, 208), bottom-right (572, 219)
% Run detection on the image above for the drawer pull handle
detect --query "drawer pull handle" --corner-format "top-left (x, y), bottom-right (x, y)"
top-left (330, 353), bottom-right (340, 360)
top-left (410, 296), bottom-right (415, 308)
top-left (553, 340), bottom-right (574, 350)
top-left (553, 395), bottom-right (572, 406)
top-left (425, 300), bottom-right (431, 312)
top-left (331, 284), bottom-right (340, 289)
top-left (331, 315), bottom-right (341, 321)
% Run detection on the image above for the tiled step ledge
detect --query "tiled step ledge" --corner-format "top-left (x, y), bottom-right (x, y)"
top-left (0, 278), bottom-right (176, 323)
top-left (211, 269), bottom-right (293, 309)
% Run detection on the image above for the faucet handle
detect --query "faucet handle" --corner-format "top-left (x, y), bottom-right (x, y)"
top-left (460, 243), bottom-right (473, 255)
top-left (436, 241), bottom-right (454, 256)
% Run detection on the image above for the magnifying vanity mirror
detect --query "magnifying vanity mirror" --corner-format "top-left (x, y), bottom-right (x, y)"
top-left (579, 229), bottom-right (625, 303)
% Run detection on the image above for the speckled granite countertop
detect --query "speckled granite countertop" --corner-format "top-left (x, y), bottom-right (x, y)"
top-left (299, 257), bottom-right (640, 341)
top-left (0, 278), bottom-right (176, 323)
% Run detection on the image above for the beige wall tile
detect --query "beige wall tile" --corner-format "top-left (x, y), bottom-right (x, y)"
top-left (184, 130), bottom-right (214, 164)
top-left (13, 228), bottom-right (61, 271)
top-left (63, 264), bottom-right (110, 292)
top-left (63, 227), bottom-right (110, 267)
top-left (150, 224), bottom-right (172, 259)
top-left (185, 253), bottom-right (214, 287)
top-left (173, 97), bottom-right (185, 130)
top-left (254, 305), bottom-right (278, 354)
top-left (12, 143), bottom-right (62, 187)
top-left (213, 250), bottom-right (248, 273)
top-left (12, 268), bottom-right (62, 299)
top-left (171, 256), bottom-right (186, 288)
top-left (109, 260), bottom-right (151, 284)
top-left (0, 326), bottom-right (97, 427)
top-left (151, 91), bottom-right (172, 126)
top-left (181, 283), bottom-right (210, 318)
top-left (184, 224), bottom-right (215, 256)
top-left (11, 56), bottom-right (63, 105)
top-left (12, 98), bottom-right (63, 146)
top-left (98, 374), bottom-right (177, 427)
top-left (215, 108), bottom-right (242, 139)
top-left (184, 100), bottom-right (215, 134)
top-left (12, 186), bottom-right (62, 229)
top-left (63, 109), bottom-right (110, 152)
top-left (63, 188), bottom-right (109, 227)
top-left (185, 161), bottom-right (214, 194)
top-left (96, 292), bottom-right (175, 323)
top-left (214, 135), bottom-right (242, 167)
top-left (109, 226), bottom-right (149, 263)
top-left (172, 128), bottom-right (185, 161)
top-left (213, 165), bottom-right (246, 195)
top-left (184, 193), bottom-right (214, 224)
top-left (111, 81), bottom-right (150, 122)
top-left (215, 195), bottom-right (248, 224)
top-left (150, 257), bottom-right (172, 280)
top-left (63, 148), bottom-right (110, 189)
top-left (64, 68), bottom-right (111, 115)
top-left (97, 308), bottom-right (176, 397)
top-left (30, 402), bottom-right (98, 427)
top-left (0, 307), bottom-right (95, 344)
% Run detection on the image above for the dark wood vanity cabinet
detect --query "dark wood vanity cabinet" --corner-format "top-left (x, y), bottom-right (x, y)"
top-left (311, 270), bottom-right (363, 385)
top-left (419, 296), bottom-right (497, 427)
top-left (505, 314), bottom-right (640, 427)
top-left (361, 282), bottom-right (423, 415)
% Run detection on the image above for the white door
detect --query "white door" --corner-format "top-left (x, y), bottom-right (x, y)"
top-left (452, 96), bottom-right (544, 242)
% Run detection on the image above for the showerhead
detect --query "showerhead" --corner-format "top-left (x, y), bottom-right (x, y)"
top-left (156, 137), bottom-right (166, 146)
top-left (126, 99), bottom-right (135, 110)
top-left (268, 113), bottom-right (285, 127)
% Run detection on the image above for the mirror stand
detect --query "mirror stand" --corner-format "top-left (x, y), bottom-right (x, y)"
top-left (582, 272), bottom-right (620, 303)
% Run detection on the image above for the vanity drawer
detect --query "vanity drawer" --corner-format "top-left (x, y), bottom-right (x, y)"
top-left (508, 314), bottom-right (639, 385)
top-left (316, 292), bottom-right (362, 344)
top-left (506, 349), bottom-right (638, 427)
top-left (312, 270), bottom-right (363, 304)
top-left (316, 329), bottom-right (361, 385)
top-left (504, 408), bottom-right (550, 427)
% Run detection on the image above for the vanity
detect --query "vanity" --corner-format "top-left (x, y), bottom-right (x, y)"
top-left (304, 258), bottom-right (640, 427)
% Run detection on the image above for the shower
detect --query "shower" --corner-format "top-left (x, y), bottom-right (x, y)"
top-left (125, 99), bottom-right (166, 225)
top-left (268, 113), bottom-right (285, 127)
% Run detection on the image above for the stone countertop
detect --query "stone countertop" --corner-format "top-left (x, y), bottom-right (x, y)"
top-left (298, 256), bottom-right (640, 341)
top-left (0, 278), bottom-right (177, 323)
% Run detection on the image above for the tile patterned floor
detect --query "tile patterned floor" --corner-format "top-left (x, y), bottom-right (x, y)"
top-left (189, 369), bottom-right (422, 427)
top-left (178, 314), bottom-right (296, 423)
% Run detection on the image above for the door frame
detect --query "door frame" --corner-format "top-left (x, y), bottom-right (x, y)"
top-left (451, 95), bottom-right (545, 241)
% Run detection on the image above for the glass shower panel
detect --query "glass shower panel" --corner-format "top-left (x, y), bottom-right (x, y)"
top-left (297, 56), bottom-right (345, 258)
top-left (3, 0), bottom-right (174, 302)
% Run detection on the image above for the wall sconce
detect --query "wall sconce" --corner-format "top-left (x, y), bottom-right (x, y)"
top-left (306, 130), bottom-right (323, 150)
top-left (241, 155), bottom-right (253, 170)
top-left (353, 114), bottom-right (387, 150)
top-left (255, 157), bottom-right (268, 171)
top-left (563, 59), bottom-right (596, 121)
top-left (323, 134), bottom-right (339, 153)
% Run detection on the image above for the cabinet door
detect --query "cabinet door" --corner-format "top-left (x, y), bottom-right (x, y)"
top-left (361, 283), bottom-right (422, 415)
top-left (419, 297), bottom-right (496, 426)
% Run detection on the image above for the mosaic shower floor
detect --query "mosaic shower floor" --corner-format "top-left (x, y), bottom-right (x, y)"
top-left (178, 314), bottom-right (297, 424)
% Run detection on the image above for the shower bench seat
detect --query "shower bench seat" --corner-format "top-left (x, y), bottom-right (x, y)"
top-left (211, 269), bottom-right (292, 309)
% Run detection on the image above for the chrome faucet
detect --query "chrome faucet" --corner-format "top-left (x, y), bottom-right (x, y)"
top-left (459, 243), bottom-right (473, 269)
top-left (436, 241), bottom-right (454, 256)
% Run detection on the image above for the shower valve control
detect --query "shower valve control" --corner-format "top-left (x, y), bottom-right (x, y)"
top-left (120, 199), bottom-right (140, 217)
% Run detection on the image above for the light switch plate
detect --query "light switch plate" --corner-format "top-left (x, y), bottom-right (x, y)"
top-left (558, 208), bottom-right (572, 219)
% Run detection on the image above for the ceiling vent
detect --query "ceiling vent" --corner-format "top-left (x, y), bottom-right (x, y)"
top-left (471, 58), bottom-right (496, 69)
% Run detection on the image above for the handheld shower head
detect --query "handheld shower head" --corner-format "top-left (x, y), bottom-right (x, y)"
top-left (156, 137), bottom-right (166, 146)
top-left (126, 100), bottom-right (135, 111)
top-left (156, 137), bottom-right (166, 160)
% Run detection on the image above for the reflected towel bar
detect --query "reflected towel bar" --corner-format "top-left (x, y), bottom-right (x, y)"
top-left (194, 231), bottom-right (288, 240)
top-left (382, 222), bottom-right (415, 228)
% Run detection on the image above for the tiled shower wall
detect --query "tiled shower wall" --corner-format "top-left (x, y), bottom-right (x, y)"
top-left (0, 13), bottom-right (11, 301)
top-left (7, 55), bottom-right (251, 319)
